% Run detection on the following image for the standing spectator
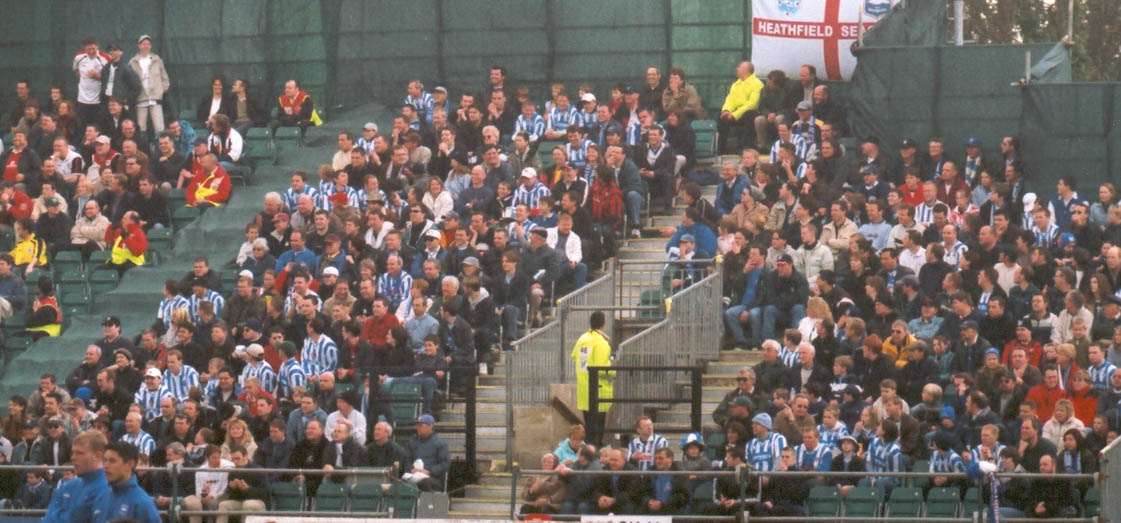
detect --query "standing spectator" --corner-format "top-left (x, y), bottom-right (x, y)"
top-left (717, 61), bottom-right (763, 154)
top-left (72, 37), bottom-right (109, 125)
top-left (571, 311), bottom-right (612, 446)
top-left (128, 35), bottom-right (170, 133)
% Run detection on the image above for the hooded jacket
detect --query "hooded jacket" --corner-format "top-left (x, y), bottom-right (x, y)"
top-left (94, 474), bottom-right (160, 523)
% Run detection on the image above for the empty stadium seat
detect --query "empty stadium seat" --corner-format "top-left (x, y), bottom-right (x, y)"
top-left (842, 486), bottom-right (880, 518)
top-left (269, 481), bottom-right (304, 511)
top-left (885, 486), bottom-right (923, 517)
top-left (388, 482), bottom-right (420, 518)
top-left (925, 486), bottom-right (961, 518)
top-left (315, 481), bottom-right (349, 511)
top-left (350, 482), bottom-right (384, 511)
top-left (1083, 487), bottom-right (1100, 517)
top-left (807, 485), bottom-right (841, 516)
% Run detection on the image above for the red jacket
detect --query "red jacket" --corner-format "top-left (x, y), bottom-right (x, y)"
top-left (937, 178), bottom-right (970, 206)
top-left (104, 222), bottom-right (147, 255)
top-left (1067, 387), bottom-right (1100, 426)
top-left (0, 189), bottom-right (32, 221)
top-left (1003, 339), bottom-right (1043, 367)
top-left (185, 166), bottom-right (232, 206)
top-left (900, 184), bottom-right (923, 207)
top-left (1025, 384), bottom-right (1066, 422)
top-left (361, 313), bottom-right (399, 349)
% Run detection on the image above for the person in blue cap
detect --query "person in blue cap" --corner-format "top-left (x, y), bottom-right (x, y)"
top-left (746, 412), bottom-right (786, 474)
top-left (405, 414), bottom-right (449, 491)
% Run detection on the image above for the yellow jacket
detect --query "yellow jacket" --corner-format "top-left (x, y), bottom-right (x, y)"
top-left (571, 329), bottom-right (613, 412)
top-left (10, 233), bottom-right (47, 268)
top-left (721, 74), bottom-right (764, 120)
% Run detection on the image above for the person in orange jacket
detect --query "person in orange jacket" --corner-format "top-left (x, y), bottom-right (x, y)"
top-left (104, 210), bottom-right (147, 276)
top-left (185, 153), bottom-right (231, 209)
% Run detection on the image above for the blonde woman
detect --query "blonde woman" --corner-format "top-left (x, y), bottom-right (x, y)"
top-left (798, 297), bottom-right (833, 343)
top-left (422, 177), bottom-right (454, 223)
top-left (162, 307), bottom-right (192, 347)
top-left (221, 418), bottom-right (257, 461)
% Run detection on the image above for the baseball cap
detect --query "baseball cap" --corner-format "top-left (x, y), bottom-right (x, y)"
top-left (681, 432), bottom-right (705, 450)
top-left (106, 44), bottom-right (121, 52)
top-left (900, 138), bottom-right (917, 149)
top-left (776, 254), bottom-right (794, 265)
top-left (145, 368), bottom-right (162, 378)
top-left (95, 135), bottom-right (111, 145)
top-left (581, 93), bottom-right (596, 103)
top-left (322, 266), bottom-right (340, 277)
top-left (243, 318), bottom-right (262, 332)
top-left (680, 233), bottom-right (696, 243)
top-left (443, 211), bottom-right (460, 222)
top-left (450, 151), bottom-right (470, 166)
top-left (1105, 295), bottom-right (1121, 307)
top-left (966, 136), bottom-right (982, 148)
top-left (530, 228), bottom-right (548, 238)
top-left (45, 197), bottom-right (60, 207)
top-left (112, 348), bottom-right (132, 360)
top-left (324, 233), bottom-right (341, 244)
top-left (462, 256), bottom-right (480, 267)
top-left (984, 347), bottom-right (1000, 359)
top-left (434, 86), bottom-right (448, 94)
top-left (732, 396), bottom-right (752, 408)
top-left (238, 269), bottom-right (253, 279)
top-left (424, 229), bottom-right (443, 240)
top-left (363, 122), bottom-right (378, 132)
top-left (1059, 232), bottom-right (1076, 247)
top-left (416, 414), bottom-right (436, 426)
top-left (962, 320), bottom-right (979, 331)
top-left (622, 85), bottom-right (637, 95)
top-left (520, 167), bottom-right (537, 179)
top-left (796, 100), bottom-right (813, 111)
top-left (102, 315), bottom-right (121, 327)
top-left (137, 34), bottom-right (152, 44)
top-left (246, 344), bottom-right (265, 358)
top-left (1017, 318), bottom-right (1033, 329)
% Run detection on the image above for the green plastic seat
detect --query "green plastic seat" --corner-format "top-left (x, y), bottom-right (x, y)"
top-left (349, 482), bottom-right (384, 511)
top-left (60, 292), bottom-right (91, 315)
top-left (245, 127), bottom-right (272, 141)
top-left (843, 486), bottom-right (880, 517)
top-left (886, 486), bottom-right (923, 517)
top-left (315, 481), bottom-right (348, 511)
top-left (690, 119), bottom-right (717, 132)
top-left (146, 227), bottom-right (173, 252)
top-left (390, 381), bottom-right (423, 426)
top-left (638, 289), bottom-right (665, 319)
top-left (1083, 487), bottom-right (1100, 517)
top-left (807, 485), bottom-right (841, 516)
top-left (273, 126), bottom-right (302, 147)
top-left (87, 250), bottom-right (110, 270)
top-left (172, 206), bottom-right (200, 230)
top-left (269, 481), bottom-right (304, 511)
top-left (388, 482), bottom-right (419, 518)
top-left (704, 432), bottom-right (725, 460)
top-left (690, 481), bottom-right (714, 514)
top-left (52, 250), bottom-right (84, 274)
top-left (89, 270), bottom-right (119, 294)
top-left (908, 459), bottom-right (929, 488)
top-left (925, 486), bottom-right (961, 517)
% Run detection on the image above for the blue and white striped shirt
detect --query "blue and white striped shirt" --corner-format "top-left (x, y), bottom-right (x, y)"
top-left (944, 241), bottom-right (968, 268)
top-left (577, 110), bottom-right (598, 128)
top-left (1032, 222), bottom-right (1060, 247)
top-left (283, 185), bottom-right (318, 213)
top-left (318, 184), bottom-right (360, 211)
top-left (405, 91), bottom-right (435, 121)
top-left (163, 365), bottom-right (200, 402)
top-left (515, 114), bottom-right (546, 142)
top-left (747, 431), bottom-right (787, 472)
top-left (377, 270), bottom-right (413, 311)
top-left (929, 449), bottom-right (966, 474)
top-left (240, 360), bottom-right (277, 394)
top-left (769, 135), bottom-right (809, 163)
top-left (866, 437), bottom-right (903, 478)
top-left (1089, 361), bottom-right (1118, 391)
top-left (188, 291), bottom-right (225, 322)
top-left (818, 422), bottom-right (849, 449)
top-left (914, 203), bottom-right (935, 226)
top-left (978, 289), bottom-right (994, 316)
top-left (157, 295), bottom-right (190, 329)
top-left (790, 118), bottom-right (821, 147)
top-left (547, 105), bottom-right (579, 134)
top-left (626, 434), bottom-right (669, 471)
top-left (969, 442), bottom-right (1006, 465)
top-left (278, 357), bottom-right (308, 400)
top-left (357, 188), bottom-right (386, 212)
top-left (794, 443), bottom-right (834, 472)
top-left (134, 385), bottom-right (172, 420)
top-left (301, 334), bottom-right (338, 376)
top-left (121, 430), bottom-right (156, 456)
top-left (283, 290), bottom-right (320, 315)
top-left (625, 120), bottom-right (642, 147)
top-left (779, 346), bottom-right (799, 368)
top-left (565, 139), bottom-right (594, 169)
top-left (512, 182), bottom-right (551, 210)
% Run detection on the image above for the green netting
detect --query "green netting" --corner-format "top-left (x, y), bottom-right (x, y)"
top-left (861, 0), bottom-right (946, 48)
top-left (1019, 84), bottom-right (1120, 188)
top-left (848, 43), bottom-right (1057, 162)
top-left (1030, 41), bottom-right (1073, 84)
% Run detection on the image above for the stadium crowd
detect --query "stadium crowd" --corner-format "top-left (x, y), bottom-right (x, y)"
top-left (0, 27), bottom-right (1114, 521)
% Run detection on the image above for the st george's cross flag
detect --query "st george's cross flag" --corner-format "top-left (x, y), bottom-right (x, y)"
top-left (752, 0), bottom-right (899, 81)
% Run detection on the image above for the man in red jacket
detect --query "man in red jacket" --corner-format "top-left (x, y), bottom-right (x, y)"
top-left (1024, 366), bottom-right (1065, 423)
top-left (185, 153), bottom-right (231, 210)
top-left (361, 297), bottom-right (398, 350)
top-left (104, 210), bottom-right (147, 276)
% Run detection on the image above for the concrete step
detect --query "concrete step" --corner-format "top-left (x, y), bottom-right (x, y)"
top-left (439, 410), bottom-right (506, 424)
top-left (448, 509), bottom-right (511, 519)
top-left (477, 472), bottom-right (514, 487)
top-left (718, 349), bottom-right (762, 363)
top-left (476, 385), bottom-right (506, 400)
top-left (465, 483), bottom-right (519, 499)
top-left (452, 497), bottom-right (515, 513)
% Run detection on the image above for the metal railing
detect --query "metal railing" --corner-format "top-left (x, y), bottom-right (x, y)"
top-left (1101, 434), bottom-right (1121, 522)
top-left (505, 467), bottom-right (1100, 522)
top-left (588, 365), bottom-right (705, 442)
top-left (0, 464), bottom-right (397, 519)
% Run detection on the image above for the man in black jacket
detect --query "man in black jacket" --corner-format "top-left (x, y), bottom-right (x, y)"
top-left (641, 448), bottom-right (690, 515)
top-left (633, 126), bottom-right (676, 210)
top-left (220, 445), bottom-right (268, 514)
top-left (100, 45), bottom-right (140, 111)
top-left (440, 301), bottom-right (475, 396)
top-left (365, 420), bottom-right (407, 477)
top-left (751, 447), bottom-right (808, 517)
top-left (132, 176), bottom-right (169, 230)
top-left (593, 448), bottom-right (651, 514)
top-left (322, 419), bottom-right (368, 484)
top-left (253, 419), bottom-right (293, 483)
top-left (748, 254), bottom-right (809, 346)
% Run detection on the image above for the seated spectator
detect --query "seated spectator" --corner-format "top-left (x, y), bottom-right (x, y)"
top-left (103, 210), bottom-right (147, 276)
top-left (185, 153), bottom-right (231, 209)
top-left (273, 79), bottom-right (315, 136)
top-left (322, 418), bottom-right (367, 483)
top-left (405, 414), bottom-right (450, 491)
top-left (10, 218), bottom-right (47, 276)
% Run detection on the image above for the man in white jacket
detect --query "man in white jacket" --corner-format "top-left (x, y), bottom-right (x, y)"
top-left (547, 213), bottom-right (587, 290)
top-left (794, 224), bottom-right (833, 287)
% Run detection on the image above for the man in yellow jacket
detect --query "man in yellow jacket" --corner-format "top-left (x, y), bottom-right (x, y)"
top-left (718, 61), bottom-right (764, 154)
top-left (572, 310), bottom-right (613, 446)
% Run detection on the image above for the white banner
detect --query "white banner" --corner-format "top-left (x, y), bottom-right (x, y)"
top-left (581, 516), bottom-right (673, 523)
top-left (751, 0), bottom-right (899, 80)
top-left (247, 519), bottom-right (512, 523)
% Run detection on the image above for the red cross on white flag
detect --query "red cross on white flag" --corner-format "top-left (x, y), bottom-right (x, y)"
top-left (752, 0), bottom-right (897, 80)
